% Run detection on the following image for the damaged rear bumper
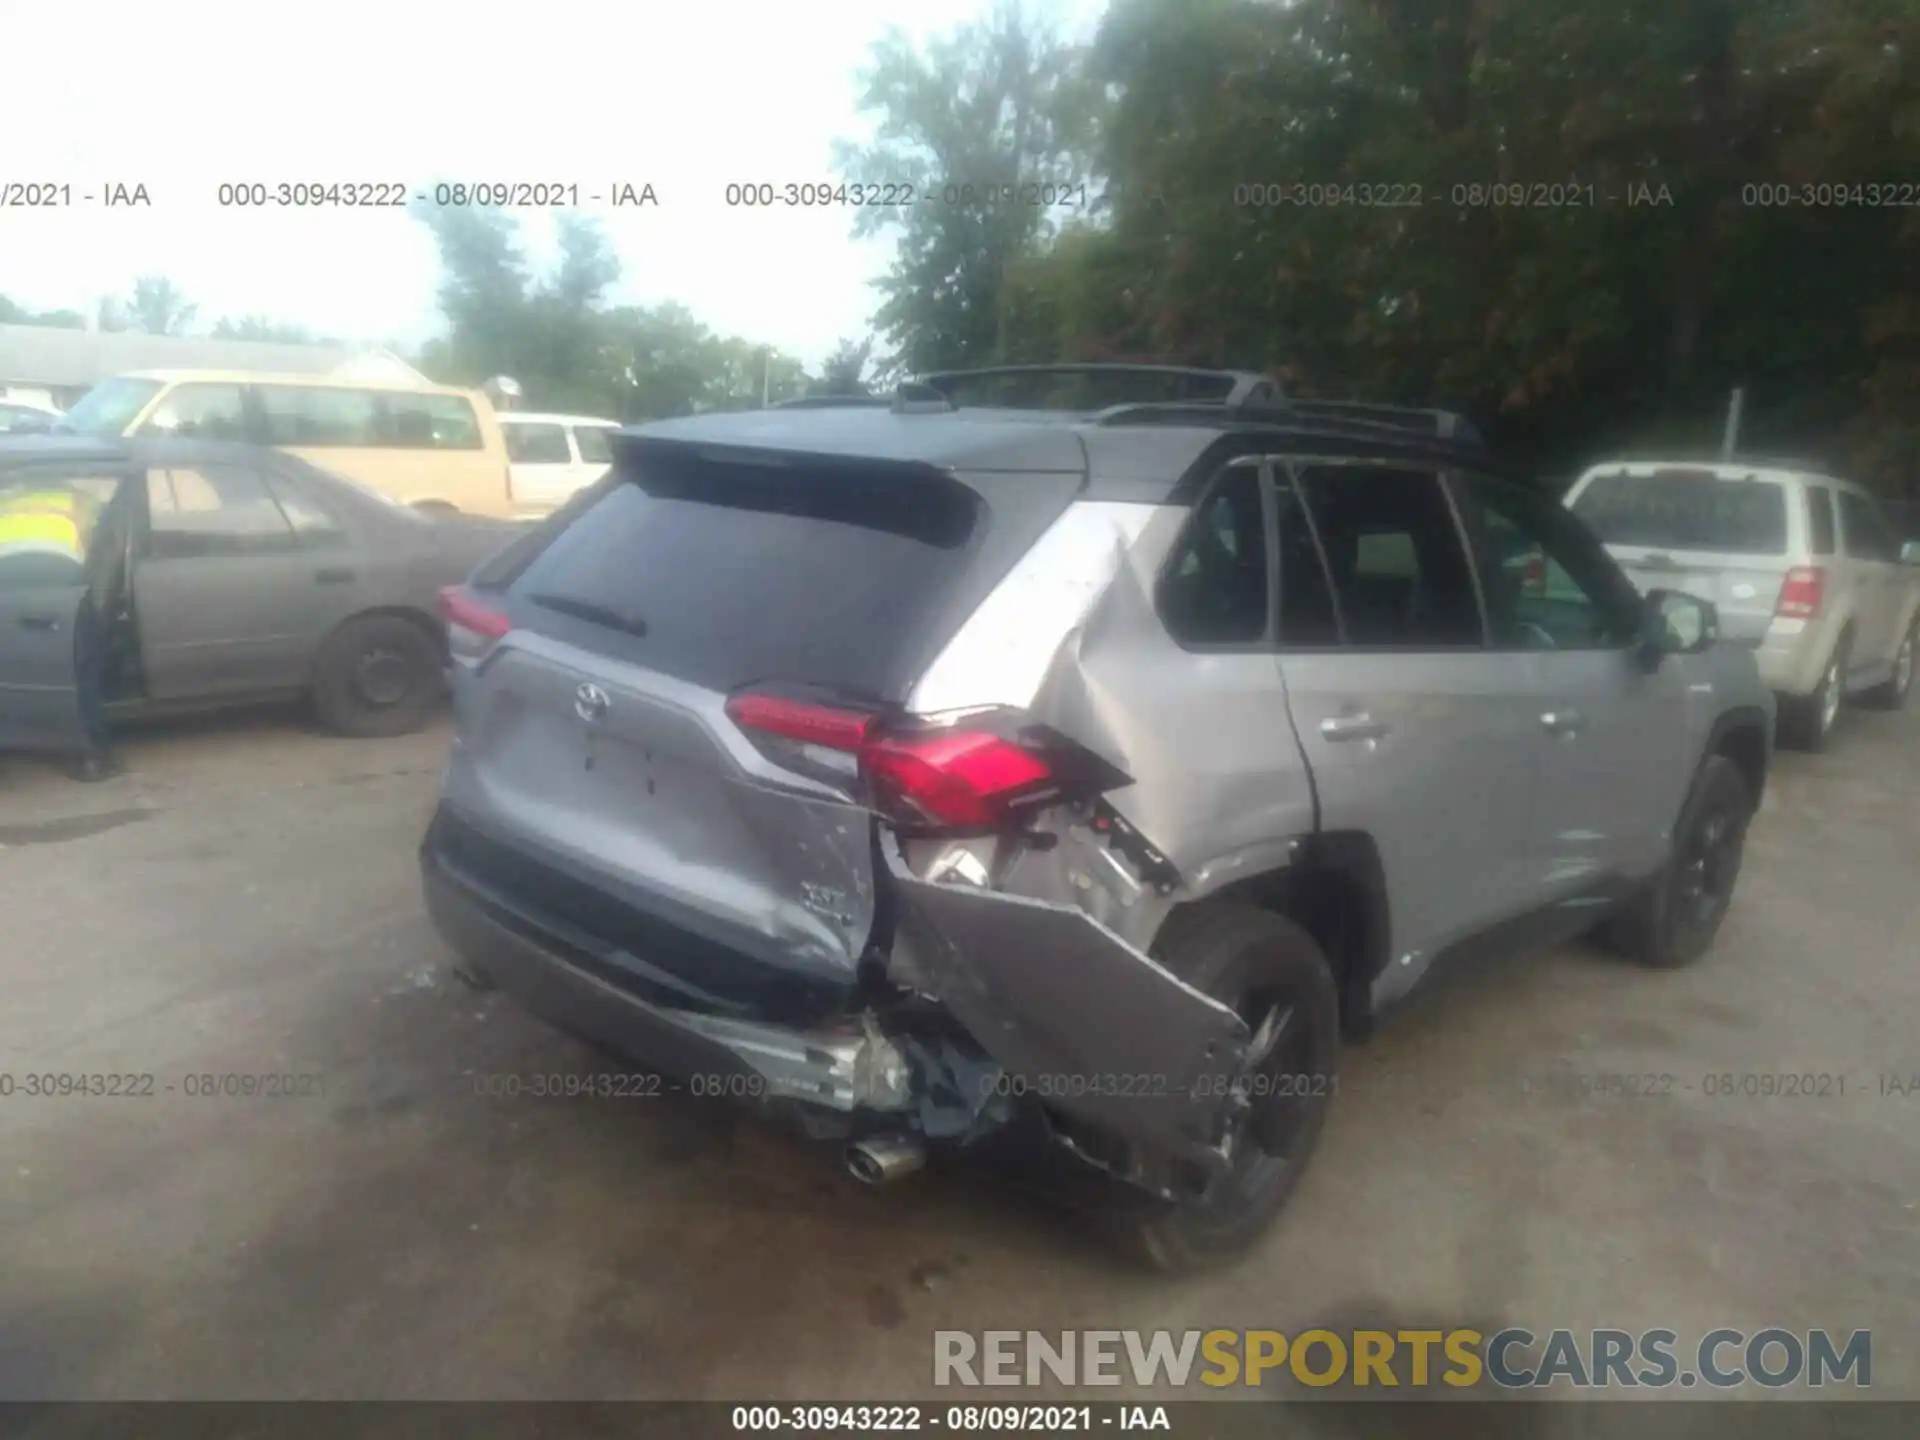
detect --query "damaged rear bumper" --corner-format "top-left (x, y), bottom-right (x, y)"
top-left (421, 816), bottom-right (1254, 1189)
top-left (421, 834), bottom-right (1005, 1143)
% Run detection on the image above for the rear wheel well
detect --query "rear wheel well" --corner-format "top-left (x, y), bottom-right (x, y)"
top-left (1161, 834), bottom-right (1390, 1035)
top-left (1712, 720), bottom-right (1768, 808)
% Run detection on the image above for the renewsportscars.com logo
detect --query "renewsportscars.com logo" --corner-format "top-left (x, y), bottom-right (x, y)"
top-left (933, 1328), bottom-right (1872, 1390)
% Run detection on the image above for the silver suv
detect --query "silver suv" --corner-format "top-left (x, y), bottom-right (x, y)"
top-left (1564, 460), bottom-right (1920, 750)
top-left (421, 366), bottom-right (1775, 1271)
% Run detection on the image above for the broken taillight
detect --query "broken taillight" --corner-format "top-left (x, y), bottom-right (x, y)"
top-left (1775, 566), bottom-right (1825, 620)
top-left (439, 585), bottom-right (511, 660)
top-left (724, 691), bottom-right (1067, 832)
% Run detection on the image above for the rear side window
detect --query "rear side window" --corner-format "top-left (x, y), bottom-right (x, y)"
top-left (256, 386), bottom-right (383, 446)
top-left (1570, 470), bottom-right (1788, 553)
top-left (507, 461), bottom-right (985, 701)
top-left (573, 425), bottom-right (614, 464)
top-left (1159, 465), bottom-right (1269, 646)
top-left (1838, 490), bottom-right (1898, 561)
top-left (387, 393), bottom-right (482, 451)
top-left (1805, 485), bottom-right (1836, 556)
top-left (505, 423), bottom-right (570, 464)
top-left (1294, 464), bottom-right (1482, 648)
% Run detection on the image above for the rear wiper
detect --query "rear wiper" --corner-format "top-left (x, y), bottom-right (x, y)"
top-left (527, 592), bottom-right (650, 638)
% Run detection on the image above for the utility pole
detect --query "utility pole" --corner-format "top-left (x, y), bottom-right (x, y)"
top-left (1720, 387), bottom-right (1745, 460)
top-left (762, 347), bottom-right (772, 407)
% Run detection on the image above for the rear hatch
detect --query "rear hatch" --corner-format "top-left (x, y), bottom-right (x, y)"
top-left (437, 438), bottom-right (1083, 1019)
top-left (1568, 465), bottom-right (1793, 644)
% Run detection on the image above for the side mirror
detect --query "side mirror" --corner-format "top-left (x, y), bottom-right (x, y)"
top-left (1901, 540), bottom-right (1920, 566)
top-left (1640, 588), bottom-right (1718, 666)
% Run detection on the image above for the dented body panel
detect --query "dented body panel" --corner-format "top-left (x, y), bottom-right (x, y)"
top-left (884, 837), bottom-right (1250, 1161)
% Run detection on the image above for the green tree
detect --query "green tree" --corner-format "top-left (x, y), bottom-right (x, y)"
top-left (987, 0), bottom-right (1920, 487)
top-left (835, 1), bottom-right (1098, 373)
top-left (127, 275), bottom-right (197, 335)
top-left (211, 315), bottom-right (323, 343)
top-left (0, 297), bottom-right (85, 329)
top-left (815, 336), bottom-right (875, 395)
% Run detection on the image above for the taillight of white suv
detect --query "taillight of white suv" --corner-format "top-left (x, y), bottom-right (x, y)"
top-left (1775, 566), bottom-right (1826, 620)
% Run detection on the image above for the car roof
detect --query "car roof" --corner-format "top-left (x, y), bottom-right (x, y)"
top-left (1574, 458), bottom-right (1849, 490)
top-left (618, 404), bottom-right (1514, 504)
top-left (112, 369), bottom-right (475, 396)
top-left (0, 434), bottom-right (312, 470)
top-left (498, 412), bottom-right (621, 427)
top-left (0, 433), bottom-right (132, 467)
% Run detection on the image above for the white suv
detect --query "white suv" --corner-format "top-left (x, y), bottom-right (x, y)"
top-left (1565, 460), bottom-right (1920, 749)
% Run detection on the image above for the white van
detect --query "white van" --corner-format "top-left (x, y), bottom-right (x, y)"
top-left (60, 370), bottom-right (522, 517)
top-left (499, 412), bottom-right (622, 511)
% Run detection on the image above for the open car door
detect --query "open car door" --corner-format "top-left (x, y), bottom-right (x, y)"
top-left (0, 466), bottom-right (125, 754)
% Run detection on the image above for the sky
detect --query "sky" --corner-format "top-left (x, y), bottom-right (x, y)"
top-left (0, 0), bottom-right (1107, 372)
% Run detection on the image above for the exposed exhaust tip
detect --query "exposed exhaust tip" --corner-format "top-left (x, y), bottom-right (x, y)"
top-left (845, 1136), bottom-right (925, 1186)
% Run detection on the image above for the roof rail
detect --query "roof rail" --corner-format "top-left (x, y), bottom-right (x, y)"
top-left (1093, 396), bottom-right (1483, 439)
top-left (770, 394), bottom-right (892, 411)
top-left (915, 364), bottom-right (1281, 410)
top-left (1277, 399), bottom-right (1485, 446)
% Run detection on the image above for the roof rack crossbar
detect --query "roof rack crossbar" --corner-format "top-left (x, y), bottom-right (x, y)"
top-left (1092, 397), bottom-right (1484, 446)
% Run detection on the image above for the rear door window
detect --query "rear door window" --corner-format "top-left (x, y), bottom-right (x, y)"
top-left (506, 458), bottom-right (986, 701)
top-left (145, 465), bottom-right (299, 557)
top-left (1570, 470), bottom-right (1788, 553)
top-left (1293, 464), bottom-right (1483, 648)
top-left (1158, 464), bottom-right (1269, 646)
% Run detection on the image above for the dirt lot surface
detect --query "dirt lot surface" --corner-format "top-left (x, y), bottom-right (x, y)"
top-left (1, 702), bottom-right (1915, 1401)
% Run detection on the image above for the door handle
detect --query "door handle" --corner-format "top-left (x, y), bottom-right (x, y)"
top-left (17, 614), bottom-right (61, 632)
top-left (1541, 708), bottom-right (1587, 736)
top-left (1320, 712), bottom-right (1389, 743)
top-left (314, 567), bottom-right (356, 585)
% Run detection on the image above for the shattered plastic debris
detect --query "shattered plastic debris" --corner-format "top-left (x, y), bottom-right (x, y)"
top-left (390, 965), bottom-right (439, 994)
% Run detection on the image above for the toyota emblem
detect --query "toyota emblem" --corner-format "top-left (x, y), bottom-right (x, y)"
top-left (574, 682), bottom-right (611, 724)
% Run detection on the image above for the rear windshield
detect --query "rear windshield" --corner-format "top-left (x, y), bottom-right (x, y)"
top-left (506, 459), bottom-right (985, 702)
top-left (1571, 471), bottom-right (1788, 553)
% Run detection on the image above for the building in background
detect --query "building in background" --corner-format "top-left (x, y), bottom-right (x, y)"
top-left (0, 325), bottom-right (426, 411)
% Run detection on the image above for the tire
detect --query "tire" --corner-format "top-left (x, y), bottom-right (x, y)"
top-left (1779, 631), bottom-right (1850, 751)
top-left (1108, 904), bottom-right (1340, 1273)
top-left (311, 613), bottom-right (442, 738)
top-left (1862, 620), bottom-right (1916, 710)
top-left (1606, 754), bottom-right (1753, 969)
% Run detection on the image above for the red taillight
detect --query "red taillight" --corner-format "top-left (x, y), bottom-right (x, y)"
top-left (861, 729), bottom-right (1057, 830)
top-left (723, 692), bottom-right (875, 749)
top-left (1775, 566), bottom-right (1825, 619)
top-left (726, 691), bottom-right (1060, 831)
top-left (438, 585), bottom-right (511, 640)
